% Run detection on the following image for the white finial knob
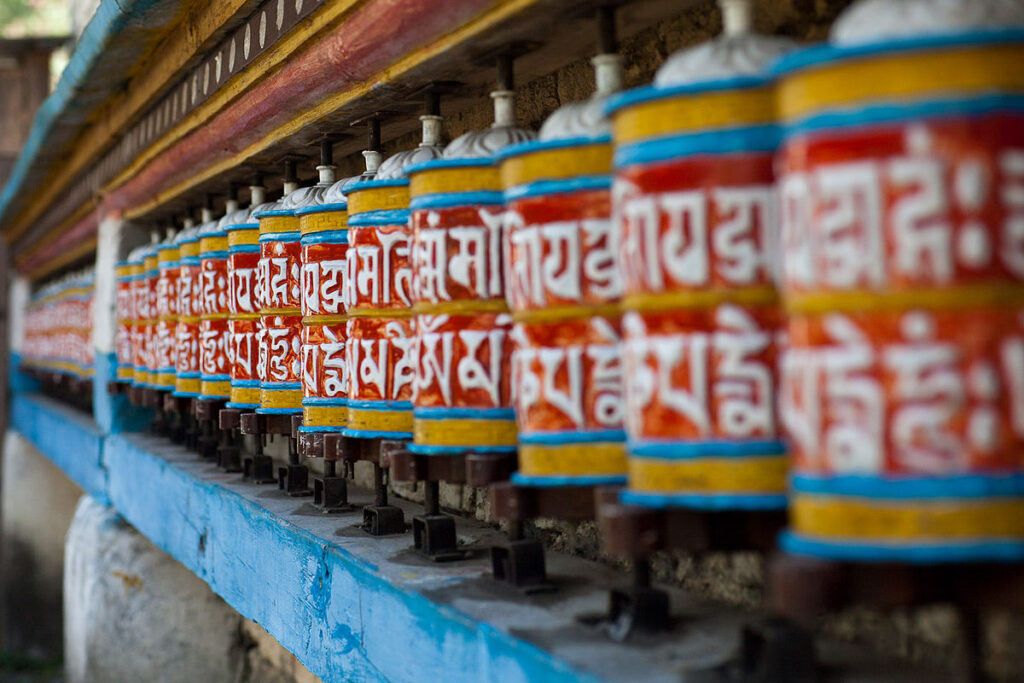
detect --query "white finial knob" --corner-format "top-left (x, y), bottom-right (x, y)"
top-left (491, 90), bottom-right (515, 127)
top-left (720, 0), bottom-right (753, 36)
top-left (420, 114), bottom-right (443, 147)
top-left (362, 149), bottom-right (383, 174)
top-left (249, 185), bottom-right (266, 206)
top-left (317, 165), bottom-right (336, 185)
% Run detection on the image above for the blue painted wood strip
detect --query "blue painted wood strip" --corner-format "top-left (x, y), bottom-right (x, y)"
top-left (92, 352), bottom-right (153, 435)
top-left (103, 434), bottom-right (601, 683)
top-left (10, 393), bottom-right (106, 501)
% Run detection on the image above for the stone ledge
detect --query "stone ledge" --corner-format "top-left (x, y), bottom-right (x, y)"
top-left (12, 393), bottom-right (952, 683)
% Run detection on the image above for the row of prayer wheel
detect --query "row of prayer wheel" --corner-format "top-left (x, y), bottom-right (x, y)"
top-left (23, 268), bottom-right (95, 381)
top-left (106, 0), bottom-right (1024, 564)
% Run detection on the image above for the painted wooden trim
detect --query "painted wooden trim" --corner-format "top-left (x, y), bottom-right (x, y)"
top-left (18, 0), bottom-right (541, 276)
top-left (1, 0), bottom-right (254, 244)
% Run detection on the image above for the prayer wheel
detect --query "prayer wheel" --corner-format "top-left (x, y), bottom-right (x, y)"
top-left (24, 270), bottom-right (94, 381)
top-left (198, 201), bottom-right (244, 402)
top-left (343, 153), bottom-right (419, 439)
top-left (499, 53), bottom-right (626, 486)
top-left (155, 229), bottom-right (180, 392)
top-left (131, 238), bottom-right (158, 389)
top-left (607, 0), bottom-right (795, 510)
top-left (405, 90), bottom-right (532, 458)
top-left (255, 177), bottom-right (304, 418)
top-left (114, 255), bottom-right (136, 384)
top-left (227, 189), bottom-right (269, 411)
top-left (174, 216), bottom-right (203, 398)
top-left (295, 166), bottom-right (358, 451)
top-left (775, 0), bottom-right (1024, 561)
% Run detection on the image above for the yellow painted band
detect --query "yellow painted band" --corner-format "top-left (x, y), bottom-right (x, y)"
top-left (613, 87), bottom-right (774, 145)
top-left (779, 43), bottom-right (1024, 123)
top-left (625, 286), bottom-right (779, 313)
top-left (128, 264), bottom-right (144, 275)
top-left (144, 256), bottom-right (158, 270)
top-left (518, 442), bottom-right (627, 477)
top-left (177, 316), bottom-right (200, 323)
top-left (347, 307), bottom-right (414, 319)
top-left (259, 215), bottom-right (298, 235)
top-left (787, 283), bottom-right (1024, 315)
top-left (200, 313), bottom-right (229, 321)
top-left (628, 455), bottom-right (788, 495)
top-left (347, 407), bottom-right (413, 433)
top-left (260, 307), bottom-right (300, 316)
top-left (790, 494), bottom-right (1024, 541)
top-left (512, 302), bottom-right (621, 324)
top-left (260, 388), bottom-right (303, 410)
top-left (158, 249), bottom-right (180, 263)
top-left (299, 210), bottom-right (347, 235)
top-left (412, 299), bottom-right (508, 316)
top-left (228, 228), bottom-right (259, 247)
top-left (302, 314), bottom-right (348, 325)
top-left (230, 313), bottom-right (260, 321)
top-left (116, 265), bottom-right (133, 277)
top-left (179, 242), bottom-right (200, 258)
top-left (230, 386), bottom-right (260, 405)
top-left (347, 184), bottom-right (410, 215)
top-left (116, 366), bottom-right (134, 380)
top-left (501, 143), bottom-right (611, 189)
top-left (409, 165), bottom-right (502, 197)
top-left (200, 380), bottom-right (231, 397)
top-left (200, 236), bottom-right (229, 253)
top-left (132, 368), bottom-right (147, 384)
top-left (175, 377), bottom-right (201, 394)
top-left (302, 405), bottom-right (348, 428)
top-left (413, 417), bottom-right (518, 447)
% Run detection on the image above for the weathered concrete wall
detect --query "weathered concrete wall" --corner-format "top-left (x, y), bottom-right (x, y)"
top-left (0, 430), bottom-right (82, 658)
top-left (64, 496), bottom-right (247, 682)
top-left (63, 495), bottom-right (321, 683)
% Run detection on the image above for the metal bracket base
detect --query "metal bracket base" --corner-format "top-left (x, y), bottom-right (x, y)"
top-left (196, 434), bottom-right (218, 460)
top-left (243, 455), bottom-right (276, 484)
top-left (278, 464), bottom-right (312, 497)
top-left (312, 476), bottom-right (354, 514)
top-left (412, 514), bottom-right (467, 562)
top-left (606, 585), bottom-right (671, 640)
top-left (362, 505), bottom-right (405, 536)
top-left (217, 445), bottom-right (241, 472)
top-left (490, 538), bottom-right (551, 592)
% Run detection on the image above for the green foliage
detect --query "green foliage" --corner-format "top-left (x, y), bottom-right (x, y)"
top-left (0, 0), bottom-right (35, 30)
top-left (0, 0), bottom-right (70, 39)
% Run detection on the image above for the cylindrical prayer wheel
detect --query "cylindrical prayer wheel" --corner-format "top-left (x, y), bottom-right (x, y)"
top-left (155, 230), bottom-right (180, 391)
top-left (608, 3), bottom-right (795, 510)
top-left (775, 0), bottom-right (1024, 561)
top-left (499, 54), bottom-right (627, 486)
top-left (126, 245), bottom-right (147, 387)
top-left (198, 202), bottom-right (244, 402)
top-left (227, 189), bottom-right (269, 410)
top-left (131, 239), bottom-right (158, 388)
top-left (174, 217), bottom-right (203, 398)
top-left (295, 169), bottom-right (356, 446)
top-left (405, 94), bottom-right (533, 457)
top-left (24, 271), bottom-right (95, 380)
top-left (143, 241), bottom-right (161, 389)
top-left (115, 256), bottom-right (136, 384)
top-left (255, 183), bottom-right (305, 417)
top-left (343, 158), bottom-right (419, 439)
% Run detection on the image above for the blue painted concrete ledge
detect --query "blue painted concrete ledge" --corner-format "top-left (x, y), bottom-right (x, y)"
top-left (9, 393), bottom-right (947, 683)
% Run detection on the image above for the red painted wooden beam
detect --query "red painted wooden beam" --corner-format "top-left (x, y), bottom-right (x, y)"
top-left (20, 0), bottom-right (501, 274)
